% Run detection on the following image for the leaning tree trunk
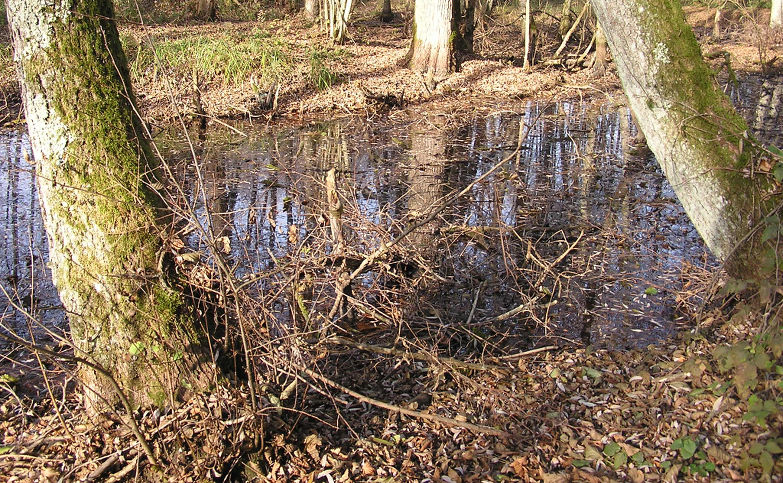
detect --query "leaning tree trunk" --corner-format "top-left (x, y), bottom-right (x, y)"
top-left (593, 0), bottom-right (781, 279)
top-left (772, 0), bottom-right (782, 29)
top-left (408, 0), bottom-right (455, 76)
top-left (6, 0), bottom-right (214, 410)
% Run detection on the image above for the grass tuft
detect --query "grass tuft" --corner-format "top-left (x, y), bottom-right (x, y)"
top-left (123, 30), bottom-right (292, 87)
top-left (308, 47), bottom-right (339, 91)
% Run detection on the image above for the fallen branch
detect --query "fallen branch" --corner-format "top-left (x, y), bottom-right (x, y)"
top-left (325, 335), bottom-right (507, 372)
top-left (553, 1), bottom-right (590, 59)
top-left (299, 365), bottom-right (510, 437)
top-left (497, 345), bottom-right (558, 360)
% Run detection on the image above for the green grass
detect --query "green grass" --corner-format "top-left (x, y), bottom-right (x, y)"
top-left (123, 30), bottom-right (293, 86)
top-left (308, 47), bottom-right (340, 91)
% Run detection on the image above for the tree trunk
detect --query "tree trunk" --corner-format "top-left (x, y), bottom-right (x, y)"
top-left (591, 22), bottom-right (607, 77)
top-left (194, 0), bottom-right (217, 21)
top-left (321, 0), bottom-right (354, 43)
top-left (6, 0), bottom-right (214, 410)
top-left (305, 0), bottom-right (319, 20)
top-left (381, 0), bottom-right (393, 22)
top-left (772, 0), bottom-right (782, 29)
top-left (523, 0), bottom-right (531, 70)
top-left (713, 7), bottom-right (721, 38)
top-left (559, 0), bottom-right (574, 39)
top-left (408, 0), bottom-right (455, 76)
top-left (593, 0), bottom-right (781, 279)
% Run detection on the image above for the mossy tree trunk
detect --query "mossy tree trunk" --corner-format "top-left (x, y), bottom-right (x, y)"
top-left (7, 0), bottom-right (215, 410)
top-left (408, 0), bottom-right (456, 76)
top-left (593, 0), bottom-right (781, 279)
top-left (559, 0), bottom-right (574, 39)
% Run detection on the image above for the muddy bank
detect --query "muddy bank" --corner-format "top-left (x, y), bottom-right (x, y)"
top-left (0, 6), bottom-right (780, 127)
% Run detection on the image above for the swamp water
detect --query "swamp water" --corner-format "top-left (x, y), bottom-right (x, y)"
top-left (3, 97), bottom-right (750, 353)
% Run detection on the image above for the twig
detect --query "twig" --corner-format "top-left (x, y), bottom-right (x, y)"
top-left (498, 345), bottom-right (558, 360)
top-left (86, 451), bottom-right (121, 481)
top-left (105, 455), bottom-right (140, 483)
top-left (0, 330), bottom-right (158, 466)
top-left (299, 365), bottom-right (509, 437)
top-left (325, 336), bottom-right (507, 372)
top-left (487, 295), bottom-right (541, 322)
top-left (465, 281), bottom-right (485, 326)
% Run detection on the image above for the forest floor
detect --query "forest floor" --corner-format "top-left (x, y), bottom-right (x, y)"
top-left (1, 3), bottom-right (783, 483)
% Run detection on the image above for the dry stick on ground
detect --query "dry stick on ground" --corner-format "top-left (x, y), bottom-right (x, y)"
top-left (327, 116), bottom-right (534, 318)
top-left (297, 365), bottom-right (510, 437)
top-left (498, 345), bottom-right (558, 360)
top-left (0, 330), bottom-right (158, 466)
top-left (325, 336), bottom-right (508, 372)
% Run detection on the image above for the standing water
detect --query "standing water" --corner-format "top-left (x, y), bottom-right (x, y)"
top-left (1, 98), bottom-right (725, 353)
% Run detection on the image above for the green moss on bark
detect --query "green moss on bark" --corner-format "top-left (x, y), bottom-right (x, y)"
top-left (632, 0), bottom-right (779, 277)
top-left (13, 0), bottom-right (211, 408)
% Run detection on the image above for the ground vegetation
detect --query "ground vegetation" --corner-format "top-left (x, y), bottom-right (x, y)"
top-left (0, 1), bottom-right (782, 481)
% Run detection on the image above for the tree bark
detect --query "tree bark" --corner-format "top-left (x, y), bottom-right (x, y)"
top-left (381, 0), bottom-right (393, 22)
top-left (591, 21), bottom-right (607, 77)
top-left (408, 0), bottom-right (455, 76)
top-left (772, 0), bottom-right (782, 30)
top-left (194, 0), bottom-right (217, 21)
top-left (560, 0), bottom-right (574, 39)
top-left (305, 0), bottom-right (319, 20)
top-left (7, 0), bottom-right (214, 410)
top-left (593, 0), bottom-right (781, 279)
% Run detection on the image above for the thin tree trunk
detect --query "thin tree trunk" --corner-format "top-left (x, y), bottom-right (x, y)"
top-left (593, 0), bottom-right (781, 278)
top-left (523, 0), bottom-right (531, 70)
top-left (713, 7), bottom-right (721, 38)
top-left (6, 0), bottom-right (214, 410)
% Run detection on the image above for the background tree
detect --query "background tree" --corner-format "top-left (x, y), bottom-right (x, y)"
top-left (6, 0), bottom-right (215, 410)
top-left (321, 0), bottom-right (354, 42)
top-left (380, 0), bottom-right (393, 22)
top-left (305, 0), bottom-right (319, 19)
top-left (772, 0), bottom-right (782, 29)
top-left (408, 0), bottom-right (457, 75)
top-left (592, 0), bottom-right (781, 278)
top-left (590, 21), bottom-right (607, 77)
top-left (193, 0), bottom-right (217, 20)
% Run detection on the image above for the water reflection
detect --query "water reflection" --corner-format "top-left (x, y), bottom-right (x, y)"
top-left (5, 94), bottom-right (755, 351)
top-left (0, 131), bottom-right (62, 349)
top-left (158, 100), bottom-right (716, 349)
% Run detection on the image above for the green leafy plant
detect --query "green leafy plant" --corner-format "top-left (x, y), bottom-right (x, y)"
top-left (671, 437), bottom-right (716, 477)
